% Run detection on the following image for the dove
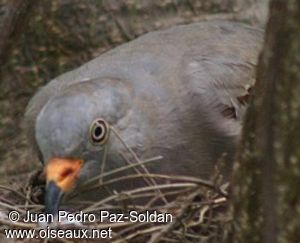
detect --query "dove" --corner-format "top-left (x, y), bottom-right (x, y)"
top-left (24, 21), bottom-right (263, 215)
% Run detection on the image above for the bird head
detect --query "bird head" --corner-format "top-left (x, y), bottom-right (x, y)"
top-left (35, 78), bottom-right (133, 215)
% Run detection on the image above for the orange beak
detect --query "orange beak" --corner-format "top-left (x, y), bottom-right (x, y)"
top-left (44, 158), bottom-right (83, 215)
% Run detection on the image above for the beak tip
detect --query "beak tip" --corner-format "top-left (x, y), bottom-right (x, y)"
top-left (45, 181), bottom-right (64, 216)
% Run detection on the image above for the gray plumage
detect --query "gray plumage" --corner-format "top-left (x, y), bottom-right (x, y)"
top-left (25, 21), bottom-right (263, 189)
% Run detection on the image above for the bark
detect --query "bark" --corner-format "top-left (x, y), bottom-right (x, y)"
top-left (0, 0), bottom-right (36, 77)
top-left (227, 0), bottom-right (300, 242)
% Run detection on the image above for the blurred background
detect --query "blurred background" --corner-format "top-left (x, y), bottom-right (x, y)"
top-left (0, 0), bottom-right (269, 182)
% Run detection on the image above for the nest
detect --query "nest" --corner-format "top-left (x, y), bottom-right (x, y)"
top-left (0, 128), bottom-right (230, 242)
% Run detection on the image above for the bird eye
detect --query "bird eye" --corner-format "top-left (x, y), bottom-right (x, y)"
top-left (89, 119), bottom-right (110, 145)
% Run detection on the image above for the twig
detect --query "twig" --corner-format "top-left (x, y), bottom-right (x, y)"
top-left (110, 126), bottom-right (168, 204)
top-left (148, 188), bottom-right (202, 243)
top-left (80, 156), bottom-right (163, 188)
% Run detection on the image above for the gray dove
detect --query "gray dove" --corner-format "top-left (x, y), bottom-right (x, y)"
top-left (24, 21), bottom-right (263, 215)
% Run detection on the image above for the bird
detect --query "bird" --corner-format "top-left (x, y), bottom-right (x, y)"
top-left (24, 21), bottom-right (263, 215)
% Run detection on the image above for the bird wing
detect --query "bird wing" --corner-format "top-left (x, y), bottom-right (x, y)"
top-left (180, 25), bottom-right (262, 138)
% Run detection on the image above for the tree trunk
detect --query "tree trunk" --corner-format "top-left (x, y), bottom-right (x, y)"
top-left (0, 0), bottom-right (36, 77)
top-left (227, 0), bottom-right (300, 242)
